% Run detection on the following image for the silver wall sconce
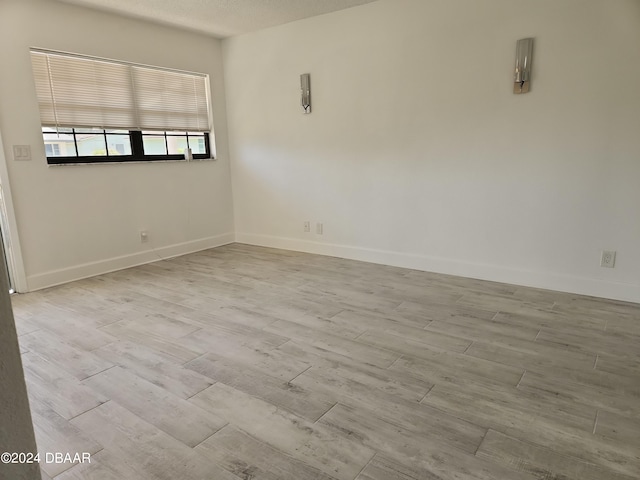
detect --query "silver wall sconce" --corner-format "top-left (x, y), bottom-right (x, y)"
top-left (300, 73), bottom-right (311, 114)
top-left (514, 38), bottom-right (534, 94)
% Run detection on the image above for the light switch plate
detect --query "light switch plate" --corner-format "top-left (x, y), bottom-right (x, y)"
top-left (13, 145), bottom-right (31, 161)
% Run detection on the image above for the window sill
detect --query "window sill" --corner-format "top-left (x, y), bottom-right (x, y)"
top-left (46, 157), bottom-right (216, 167)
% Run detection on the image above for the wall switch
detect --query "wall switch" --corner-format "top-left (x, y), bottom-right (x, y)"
top-left (140, 231), bottom-right (149, 243)
top-left (600, 250), bottom-right (616, 268)
top-left (316, 223), bottom-right (323, 235)
top-left (304, 221), bottom-right (310, 233)
top-left (13, 145), bottom-right (31, 161)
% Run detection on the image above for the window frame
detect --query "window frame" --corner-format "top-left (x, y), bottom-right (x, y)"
top-left (43, 128), bottom-right (212, 165)
top-left (31, 48), bottom-right (215, 166)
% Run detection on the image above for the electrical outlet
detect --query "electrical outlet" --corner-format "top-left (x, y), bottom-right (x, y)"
top-left (140, 230), bottom-right (149, 243)
top-left (316, 223), bottom-right (323, 235)
top-left (600, 250), bottom-right (616, 268)
top-left (304, 221), bottom-right (310, 233)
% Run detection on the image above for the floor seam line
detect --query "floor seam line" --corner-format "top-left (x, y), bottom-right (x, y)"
top-left (287, 365), bottom-right (313, 385)
top-left (353, 452), bottom-right (377, 480)
top-left (418, 383), bottom-right (435, 403)
top-left (314, 401), bottom-right (339, 424)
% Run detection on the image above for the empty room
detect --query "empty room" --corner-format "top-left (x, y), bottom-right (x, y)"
top-left (0, 0), bottom-right (638, 479)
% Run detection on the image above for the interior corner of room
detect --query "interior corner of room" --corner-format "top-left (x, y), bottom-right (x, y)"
top-left (0, 0), bottom-right (638, 303)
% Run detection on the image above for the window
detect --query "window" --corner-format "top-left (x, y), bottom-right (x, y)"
top-left (44, 143), bottom-right (60, 157)
top-left (30, 49), bottom-right (213, 164)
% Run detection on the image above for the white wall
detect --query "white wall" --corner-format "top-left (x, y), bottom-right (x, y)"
top-left (0, 0), bottom-right (235, 291)
top-left (224, 0), bottom-right (640, 303)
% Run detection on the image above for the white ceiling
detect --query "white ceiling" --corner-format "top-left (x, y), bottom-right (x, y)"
top-left (54, 0), bottom-right (379, 38)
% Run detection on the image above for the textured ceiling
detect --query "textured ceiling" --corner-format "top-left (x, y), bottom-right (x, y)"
top-left (54, 0), bottom-right (379, 38)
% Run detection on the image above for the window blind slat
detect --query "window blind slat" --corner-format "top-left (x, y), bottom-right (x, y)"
top-left (30, 50), bottom-right (210, 132)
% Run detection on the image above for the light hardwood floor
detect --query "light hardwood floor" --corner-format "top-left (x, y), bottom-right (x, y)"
top-left (11, 244), bottom-right (640, 480)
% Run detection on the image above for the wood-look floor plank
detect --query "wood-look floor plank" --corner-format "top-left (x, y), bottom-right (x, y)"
top-left (595, 353), bottom-right (640, 380)
top-left (294, 369), bottom-right (485, 454)
top-left (12, 312), bottom-right (41, 337)
top-left (196, 425), bottom-right (340, 480)
top-left (318, 404), bottom-right (536, 480)
top-left (425, 317), bottom-right (540, 343)
top-left (457, 291), bottom-right (551, 312)
top-left (29, 402), bottom-right (103, 477)
top-left (518, 370), bottom-right (640, 418)
top-left (356, 328), bottom-right (471, 356)
top-left (329, 307), bottom-right (431, 332)
top-left (476, 429), bottom-right (637, 480)
top-left (355, 454), bottom-right (421, 480)
top-left (595, 409), bottom-right (640, 445)
top-left (264, 319), bottom-right (401, 368)
top-left (94, 340), bottom-right (213, 399)
top-left (464, 339), bottom-right (596, 376)
top-left (55, 449), bottom-right (152, 480)
top-left (423, 379), bottom-right (595, 436)
top-left (185, 355), bottom-right (335, 422)
top-left (493, 309), bottom-right (607, 335)
top-left (97, 321), bottom-right (203, 364)
top-left (394, 299), bottom-right (497, 323)
top-left (70, 401), bottom-right (241, 480)
top-left (194, 340), bottom-right (311, 382)
top-left (536, 328), bottom-right (640, 359)
top-left (19, 330), bottom-right (114, 381)
top-left (293, 361), bottom-right (430, 404)
top-left (278, 340), bottom-right (432, 398)
top-left (104, 314), bottom-right (201, 340)
top-left (82, 366), bottom-right (227, 447)
top-left (262, 305), bottom-right (366, 339)
top-left (605, 315), bottom-right (640, 336)
top-left (179, 297), bottom-right (283, 329)
top-left (22, 352), bottom-right (106, 420)
top-left (389, 348), bottom-right (524, 388)
top-left (189, 383), bottom-right (375, 480)
top-left (419, 382), bottom-right (639, 477)
top-left (22, 304), bottom-right (117, 350)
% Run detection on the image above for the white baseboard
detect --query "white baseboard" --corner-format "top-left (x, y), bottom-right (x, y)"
top-left (25, 233), bottom-right (235, 292)
top-left (236, 233), bottom-right (640, 304)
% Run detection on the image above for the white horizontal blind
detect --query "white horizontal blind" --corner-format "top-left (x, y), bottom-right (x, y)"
top-left (132, 66), bottom-right (209, 131)
top-left (30, 49), bottom-right (210, 132)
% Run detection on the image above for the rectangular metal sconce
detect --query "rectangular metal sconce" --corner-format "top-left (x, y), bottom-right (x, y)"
top-left (514, 38), bottom-right (534, 94)
top-left (300, 73), bottom-right (311, 114)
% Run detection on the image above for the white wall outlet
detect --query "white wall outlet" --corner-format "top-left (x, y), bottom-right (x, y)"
top-left (304, 221), bottom-right (310, 233)
top-left (316, 223), bottom-right (323, 235)
top-left (140, 230), bottom-right (149, 243)
top-left (600, 250), bottom-right (616, 268)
